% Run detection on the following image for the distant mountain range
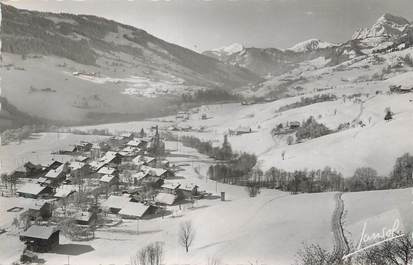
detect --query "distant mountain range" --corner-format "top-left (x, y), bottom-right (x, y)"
top-left (203, 13), bottom-right (413, 76)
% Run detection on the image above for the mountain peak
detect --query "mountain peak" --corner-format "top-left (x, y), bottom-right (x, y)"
top-left (211, 43), bottom-right (245, 55)
top-left (287, 39), bottom-right (335, 53)
top-left (378, 13), bottom-right (410, 25)
top-left (352, 13), bottom-right (410, 40)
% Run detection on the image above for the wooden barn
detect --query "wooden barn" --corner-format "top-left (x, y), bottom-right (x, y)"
top-left (20, 225), bottom-right (60, 252)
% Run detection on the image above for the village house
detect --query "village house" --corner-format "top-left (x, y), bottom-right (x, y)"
top-left (43, 160), bottom-right (63, 172)
top-left (119, 146), bottom-right (140, 158)
top-left (20, 225), bottom-right (60, 252)
top-left (54, 186), bottom-right (76, 200)
top-left (68, 161), bottom-right (91, 182)
top-left (101, 195), bottom-right (132, 214)
top-left (118, 202), bottom-right (157, 219)
top-left (58, 145), bottom-right (77, 155)
top-left (161, 182), bottom-right (181, 194)
top-left (132, 155), bottom-right (156, 167)
top-left (75, 156), bottom-right (89, 163)
top-left (178, 184), bottom-right (199, 199)
top-left (75, 141), bottom-right (93, 152)
top-left (141, 165), bottom-right (170, 179)
top-left (16, 183), bottom-right (53, 199)
top-left (41, 164), bottom-right (67, 186)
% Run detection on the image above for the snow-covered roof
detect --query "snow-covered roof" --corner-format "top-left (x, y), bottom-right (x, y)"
top-left (141, 165), bottom-right (167, 177)
top-left (132, 155), bottom-right (155, 165)
top-left (44, 164), bottom-right (65, 179)
top-left (132, 171), bottom-right (150, 181)
top-left (97, 166), bottom-right (116, 175)
top-left (118, 202), bottom-right (151, 218)
top-left (69, 162), bottom-right (85, 171)
top-left (17, 183), bottom-right (48, 196)
top-left (155, 193), bottom-right (177, 205)
top-left (179, 184), bottom-right (198, 192)
top-left (20, 225), bottom-right (58, 240)
top-left (100, 174), bottom-right (117, 183)
top-left (75, 156), bottom-right (88, 162)
top-left (54, 185), bottom-right (76, 198)
top-left (126, 139), bottom-right (141, 147)
top-left (74, 212), bottom-right (94, 222)
top-left (161, 182), bottom-right (180, 190)
top-left (101, 195), bottom-right (131, 210)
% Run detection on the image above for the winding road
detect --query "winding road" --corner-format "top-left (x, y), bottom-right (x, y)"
top-left (332, 192), bottom-right (350, 256)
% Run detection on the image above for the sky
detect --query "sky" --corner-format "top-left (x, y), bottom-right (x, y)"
top-left (4, 0), bottom-right (413, 52)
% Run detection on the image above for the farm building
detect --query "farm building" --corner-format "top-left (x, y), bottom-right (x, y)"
top-left (20, 225), bottom-right (60, 252)
top-left (16, 183), bottom-right (53, 199)
top-left (155, 192), bottom-right (177, 205)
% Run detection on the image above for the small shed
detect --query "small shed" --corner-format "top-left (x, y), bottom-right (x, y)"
top-left (74, 212), bottom-right (96, 226)
top-left (20, 225), bottom-right (60, 252)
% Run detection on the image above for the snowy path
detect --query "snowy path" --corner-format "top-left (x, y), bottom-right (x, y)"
top-left (332, 192), bottom-right (349, 256)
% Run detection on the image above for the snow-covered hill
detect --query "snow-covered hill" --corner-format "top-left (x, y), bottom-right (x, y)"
top-left (287, 38), bottom-right (337, 53)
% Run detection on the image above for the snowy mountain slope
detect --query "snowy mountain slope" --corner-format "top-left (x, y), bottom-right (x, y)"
top-left (287, 38), bottom-right (337, 53)
top-left (170, 46), bottom-right (413, 177)
top-left (0, 3), bottom-right (262, 125)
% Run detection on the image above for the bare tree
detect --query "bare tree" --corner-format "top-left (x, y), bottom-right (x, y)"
top-left (179, 221), bottom-right (195, 253)
top-left (295, 243), bottom-right (344, 265)
top-left (131, 242), bottom-right (164, 265)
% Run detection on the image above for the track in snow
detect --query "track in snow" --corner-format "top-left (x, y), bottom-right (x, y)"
top-left (332, 192), bottom-right (350, 257)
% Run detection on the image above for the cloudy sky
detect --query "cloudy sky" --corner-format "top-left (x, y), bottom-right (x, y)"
top-left (6, 0), bottom-right (413, 52)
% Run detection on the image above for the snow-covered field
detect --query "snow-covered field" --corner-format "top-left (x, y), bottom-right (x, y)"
top-left (0, 133), bottom-right (106, 175)
top-left (343, 188), bottom-right (413, 250)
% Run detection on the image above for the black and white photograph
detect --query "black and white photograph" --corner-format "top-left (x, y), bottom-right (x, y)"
top-left (1, 0), bottom-right (413, 264)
